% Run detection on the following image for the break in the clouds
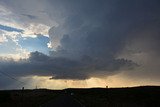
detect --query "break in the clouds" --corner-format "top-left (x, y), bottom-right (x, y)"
top-left (0, 24), bottom-right (24, 33)
top-left (0, 0), bottom-right (160, 88)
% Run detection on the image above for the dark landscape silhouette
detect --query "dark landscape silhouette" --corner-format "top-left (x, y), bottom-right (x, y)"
top-left (0, 86), bottom-right (160, 107)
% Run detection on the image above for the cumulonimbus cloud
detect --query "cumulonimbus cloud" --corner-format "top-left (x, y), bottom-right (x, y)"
top-left (0, 0), bottom-right (160, 88)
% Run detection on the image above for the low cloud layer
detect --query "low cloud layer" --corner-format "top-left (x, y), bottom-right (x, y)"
top-left (0, 51), bottom-right (136, 80)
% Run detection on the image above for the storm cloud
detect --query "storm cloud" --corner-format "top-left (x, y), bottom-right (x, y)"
top-left (0, 51), bottom-right (135, 80)
top-left (0, 0), bottom-right (160, 88)
top-left (48, 0), bottom-right (160, 78)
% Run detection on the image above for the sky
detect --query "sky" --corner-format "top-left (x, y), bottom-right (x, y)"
top-left (0, 0), bottom-right (160, 89)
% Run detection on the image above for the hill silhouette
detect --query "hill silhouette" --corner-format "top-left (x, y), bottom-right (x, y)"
top-left (0, 86), bottom-right (160, 107)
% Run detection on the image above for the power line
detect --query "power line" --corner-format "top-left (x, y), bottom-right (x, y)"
top-left (0, 70), bottom-right (25, 85)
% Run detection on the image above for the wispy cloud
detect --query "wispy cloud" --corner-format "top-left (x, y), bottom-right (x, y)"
top-left (0, 24), bottom-right (24, 33)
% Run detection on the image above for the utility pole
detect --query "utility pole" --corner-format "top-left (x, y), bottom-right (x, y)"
top-left (106, 85), bottom-right (109, 106)
top-left (22, 87), bottom-right (24, 107)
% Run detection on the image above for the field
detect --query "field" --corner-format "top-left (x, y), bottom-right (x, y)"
top-left (0, 86), bottom-right (160, 107)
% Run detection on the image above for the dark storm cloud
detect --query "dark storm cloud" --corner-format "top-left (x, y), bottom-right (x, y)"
top-left (0, 0), bottom-right (160, 85)
top-left (48, 0), bottom-right (160, 77)
top-left (48, 0), bottom-right (160, 58)
top-left (0, 51), bottom-right (136, 81)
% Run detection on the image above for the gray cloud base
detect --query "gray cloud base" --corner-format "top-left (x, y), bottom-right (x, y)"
top-left (0, 51), bottom-right (136, 80)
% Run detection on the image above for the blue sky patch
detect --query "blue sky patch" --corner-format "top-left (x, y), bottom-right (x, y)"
top-left (0, 24), bottom-right (24, 33)
top-left (18, 35), bottom-right (50, 55)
